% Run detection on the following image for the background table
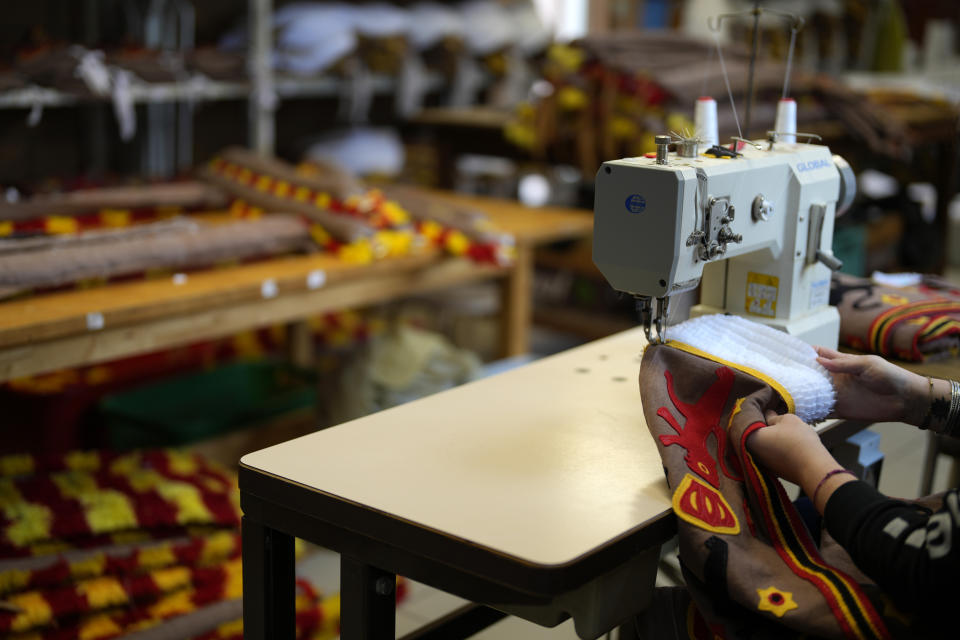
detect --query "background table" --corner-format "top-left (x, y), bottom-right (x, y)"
top-left (0, 193), bottom-right (592, 382)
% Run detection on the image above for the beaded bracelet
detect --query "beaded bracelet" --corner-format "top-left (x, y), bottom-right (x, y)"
top-left (812, 468), bottom-right (857, 506)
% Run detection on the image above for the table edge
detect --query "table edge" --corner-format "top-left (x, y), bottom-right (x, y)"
top-left (238, 463), bottom-right (676, 595)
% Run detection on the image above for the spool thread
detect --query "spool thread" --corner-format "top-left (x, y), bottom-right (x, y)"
top-left (775, 98), bottom-right (797, 144)
top-left (694, 97), bottom-right (719, 147)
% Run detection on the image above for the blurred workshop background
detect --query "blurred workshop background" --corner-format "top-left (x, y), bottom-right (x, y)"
top-left (0, 1), bottom-right (957, 638)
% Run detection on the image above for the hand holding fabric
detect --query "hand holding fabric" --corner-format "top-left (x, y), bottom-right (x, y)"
top-left (815, 346), bottom-right (927, 424)
top-left (747, 411), bottom-right (830, 484)
top-left (748, 410), bottom-right (856, 512)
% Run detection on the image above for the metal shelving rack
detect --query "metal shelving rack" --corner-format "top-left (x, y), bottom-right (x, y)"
top-left (247, 0), bottom-right (274, 155)
top-left (0, 0), bottom-right (448, 167)
top-left (0, 81), bottom-right (251, 109)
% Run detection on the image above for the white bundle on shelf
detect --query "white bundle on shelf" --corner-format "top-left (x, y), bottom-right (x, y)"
top-left (303, 127), bottom-right (406, 178)
top-left (273, 3), bottom-right (359, 75)
top-left (459, 0), bottom-right (515, 56)
top-left (220, 3), bottom-right (359, 76)
top-left (408, 2), bottom-right (466, 51)
top-left (351, 3), bottom-right (410, 38)
top-left (507, 1), bottom-right (552, 57)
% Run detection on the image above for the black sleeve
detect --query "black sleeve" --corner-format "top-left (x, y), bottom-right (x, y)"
top-left (824, 481), bottom-right (960, 616)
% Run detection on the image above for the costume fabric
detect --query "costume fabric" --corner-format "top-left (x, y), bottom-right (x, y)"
top-left (639, 316), bottom-right (921, 639)
top-left (831, 272), bottom-right (960, 361)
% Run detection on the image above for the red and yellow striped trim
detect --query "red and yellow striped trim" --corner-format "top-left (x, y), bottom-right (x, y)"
top-left (867, 300), bottom-right (960, 358)
top-left (739, 421), bottom-right (889, 639)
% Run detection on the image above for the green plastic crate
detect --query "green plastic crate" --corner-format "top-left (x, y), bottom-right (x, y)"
top-left (100, 361), bottom-right (316, 450)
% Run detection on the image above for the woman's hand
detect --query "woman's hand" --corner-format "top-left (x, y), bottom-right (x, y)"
top-left (746, 411), bottom-right (834, 486)
top-left (815, 347), bottom-right (928, 424)
top-left (747, 410), bottom-right (856, 512)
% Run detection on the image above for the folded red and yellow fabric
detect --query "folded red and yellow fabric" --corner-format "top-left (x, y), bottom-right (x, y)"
top-left (831, 273), bottom-right (960, 361)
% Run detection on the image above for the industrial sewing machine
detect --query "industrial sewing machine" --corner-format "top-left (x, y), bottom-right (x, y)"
top-left (593, 132), bottom-right (856, 348)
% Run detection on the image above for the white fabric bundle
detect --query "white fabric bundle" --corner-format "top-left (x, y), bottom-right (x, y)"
top-left (507, 2), bottom-right (552, 56)
top-left (303, 128), bottom-right (405, 177)
top-left (274, 3), bottom-right (358, 75)
top-left (459, 0), bottom-right (515, 55)
top-left (408, 2), bottom-right (466, 50)
top-left (352, 3), bottom-right (411, 37)
top-left (668, 314), bottom-right (835, 422)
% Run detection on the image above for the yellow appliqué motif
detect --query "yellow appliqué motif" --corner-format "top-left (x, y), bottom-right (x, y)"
top-left (672, 474), bottom-right (740, 535)
top-left (756, 585), bottom-right (798, 617)
top-left (728, 397), bottom-right (747, 428)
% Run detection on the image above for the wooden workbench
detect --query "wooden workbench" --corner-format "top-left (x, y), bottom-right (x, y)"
top-left (0, 194), bottom-right (593, 382)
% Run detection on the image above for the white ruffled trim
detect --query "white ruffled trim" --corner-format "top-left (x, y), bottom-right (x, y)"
top-left (668, 314), bottom-right (835, 422)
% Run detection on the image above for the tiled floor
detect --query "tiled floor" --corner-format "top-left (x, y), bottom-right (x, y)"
top-left (296, 418), bottom-right (955, 639)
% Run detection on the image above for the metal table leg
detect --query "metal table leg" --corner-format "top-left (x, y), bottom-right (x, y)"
top-left (242, 515), bottom-right (296, 640)
top-left (341, 554), bottom-right (397, 639)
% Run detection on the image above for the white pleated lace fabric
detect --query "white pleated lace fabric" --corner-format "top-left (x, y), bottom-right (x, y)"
top-left (668, 314), bottom-right (835, 422)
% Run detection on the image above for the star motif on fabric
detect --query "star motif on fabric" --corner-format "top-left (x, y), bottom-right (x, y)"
top-left (756, 586), bottom-right (798, 618)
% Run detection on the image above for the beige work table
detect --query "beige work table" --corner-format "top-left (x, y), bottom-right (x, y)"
top-left (239, 328), bottom-right (675, 640)
top-left (238, 324), bottom-right (880, 639)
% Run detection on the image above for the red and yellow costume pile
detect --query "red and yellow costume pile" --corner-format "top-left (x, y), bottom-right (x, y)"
top-left (0, 450), bottom-right (402, 639)
top-left (203, 150), bottom-right (512, 267)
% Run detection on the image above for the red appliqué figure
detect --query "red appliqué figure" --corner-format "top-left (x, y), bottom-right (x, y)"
top-left (657, 366), bottom-right (736, 488)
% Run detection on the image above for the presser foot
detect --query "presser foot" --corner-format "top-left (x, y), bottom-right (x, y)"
top-left (636, 296), bottom-right (670, 345)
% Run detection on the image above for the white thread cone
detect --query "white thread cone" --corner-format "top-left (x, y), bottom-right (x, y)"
top-left (775, 98), bottom-right (797, 143)
top-left (694, 96), bottom-right (718, 147)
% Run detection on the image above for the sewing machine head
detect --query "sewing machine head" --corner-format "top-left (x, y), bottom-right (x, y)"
top-left (593, 133), bottom-right (855, 347)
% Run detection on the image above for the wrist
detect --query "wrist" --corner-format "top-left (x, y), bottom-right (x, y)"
top-left (904, 372), bottom-right (932, 427)
top-left (795, 449), bottom-right (841, 494)
top-left (811, 469), bottom-right (858, 513)
top-left (917, 378), bottom-right (953, 432)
